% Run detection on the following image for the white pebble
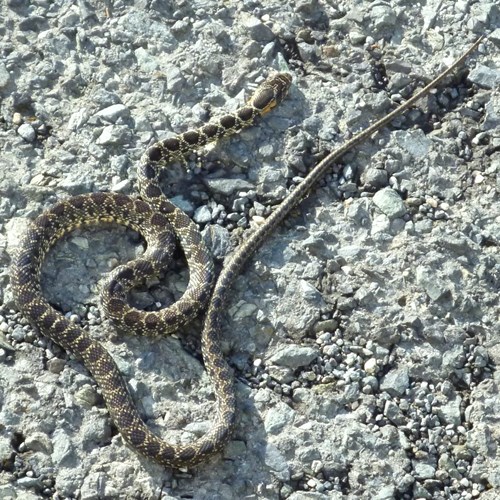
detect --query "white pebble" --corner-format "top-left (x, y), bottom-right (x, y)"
top-left (364, 358), bottom-right (377, 374)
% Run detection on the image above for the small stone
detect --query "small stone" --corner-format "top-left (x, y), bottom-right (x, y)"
top-left (170, 195), bottom-right (195, 215)
top-left (364, 357), bottom-right (378, 374)
top-left (314, 319), bottom-right (338, 333)
top-left (202, 224), bottom-right (230, 259)
top-left (111, 179), bottom-right (131, 192)
top-left (17, 477), bottom-right (43, 490)
top-left (363, 167), bottom-right (388, 188)
top-left (384, 400), bottom-right (405, 425)
top-left (468, 64), bottom-right (500, 90)
top-left (134, 47), bottom-right (158, 72)
top-left (25, 432), bottom-right (53, 454)
top-left (47, 357), bottom-right (66, 374)
top-left (268, 345), bottom-right (318, 370)
top-left (242, 15), bottom-right (275, 42)
top-left (264, 443), bottom-right (290, 481)
top-left (373, 187), bottom-right (406, 219)
top-left (436, 396), bottom-right (462, 426)
top-left (205, 178), bottom-right (254, 196)
top-left (416, 267), bottom-right (449, 301)
top-left (311, 459), bottom-right (323, 474)
top-left (0, 436), bottom-right (13, 466)
top-left (370, 4), bottom-right (397, 32)
top-left (95, 103), bottom-right (129, 122)
top-left (348, 31), bottom-right (366, 45)
top-left (362, 376), bottom-right (379, 393)
top-left (0, 63), bottom-right (10, 88)
top-left (51, 429), bottom-right (74, 466)
top-left (268, 366), bottom-right (294, 384)
top-left (193, 205), bottom-right (212, 224)
top-left (165, 65), bottom-right (186, 92)
top-left (30, 173), bottom-right (46, 185)
top-left (71, 236), bottom-right (89, 249)
top-left (414, 462), bottom-right (436, 479)
top-left (460, 478), bottom-right (470, 487)
top-left (380, 366), bottom-right (409, 396)
top-left (473, 172), bottom-right (484, 184)
top-left (11, 326), bottom-right (26, 342)
top-left (264, 402), bottom-right (295, 434)
top-left (75, 385), bottom-right (99, 408)
top-left (95, 125), bottom-right (131, 146)
top-left (68, 108), bottom-right (90, 130)
top-left (17, 123), bottom-right (36, 142)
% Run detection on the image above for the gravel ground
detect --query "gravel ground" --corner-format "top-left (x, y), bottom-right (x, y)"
top-left (0, 1), bottom-right (499, 499)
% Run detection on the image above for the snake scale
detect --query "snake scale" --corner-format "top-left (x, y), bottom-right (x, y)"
top-left (11, 37), bottom-right (482, 468)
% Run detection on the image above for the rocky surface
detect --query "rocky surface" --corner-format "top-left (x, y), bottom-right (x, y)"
top-left (0, 1), bottom-right (499, 499)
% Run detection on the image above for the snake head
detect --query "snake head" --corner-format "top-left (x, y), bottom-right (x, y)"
top-left (249, 72), bottom-right (292, 115)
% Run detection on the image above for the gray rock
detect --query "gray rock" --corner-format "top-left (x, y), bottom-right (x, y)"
top-left (223, 440), bottom-right (247, 460)
top-left (369, 5), bottom-right (398, 33)
top-left (380, 366), bottom-right (410, 397)
top-left (482, 99), bottom-right (500, 132)
top-left (268, 365), bottom-right (295, 384)
top-left (51, 429), bottom-right (75, 467)
top-left (416, 267), bottom-right (449, 301)
top-left (17, 123), bottom-right (36, 142)
top-left (413, 462), bottom-right (436, 479)
top-left (384, 400), bottom-right (405, 425)
top-left (0, 435), bottom-right (13, 466)
top-left (264, 442), bottom-right (290, 481)
top-left (488, 27), bottom-right (500, 44)
top-left (363, 167), bottom-right (389, 188)
top-left (468, 63), bottom-right (500, 89)
top-left (243, 15), bottom-right (276, 42)
top-left (264, 402), bottom-right (296, 434)
top-left (110, 178), bottom-right (132, 192)
top-left (95, 124), bottom-right (131, 146)
top-left (165, 65), bottom-right (186, 92)
top-left (17, 476), bottom-right (43, 490)
top-left (436, 396), bottom-right (462, 426)
top-left (134, 46), bottom-right (158, 72)
top-left (202, 223), bottom-right (230, 259)
top-left (80, 472), bottom-right (107, 500)
top-left (24, 431), bottom-right (53, 454)
top-left (372, 187), bottom-right (406, 219)
top-left (205, 177), bottom-right (254, 196)
top-left (0, 485), bottom-right (18, 499)
top-left (393, 129), bottom-right (432, 158)
top-left (268, 345), bottom-right (319, 370)
top-left (0, 63), bottom-right (10, 88)
top-left (10, 325), bottom-right (26, 342)
top-left (95, 103), bottom-right (130, 122)
top-left (193, 205), bottom-right (212, 223)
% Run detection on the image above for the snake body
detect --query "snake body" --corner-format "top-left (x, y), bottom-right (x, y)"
top-left (11, 73), bottom-right (292, 467)
top-left (11, 35), bottom-right (482, 468)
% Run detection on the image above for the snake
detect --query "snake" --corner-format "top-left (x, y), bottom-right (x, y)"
top-left (11, 35), bottom-right (483, 468)
top-left (11, 73), bottom-right (292, 467)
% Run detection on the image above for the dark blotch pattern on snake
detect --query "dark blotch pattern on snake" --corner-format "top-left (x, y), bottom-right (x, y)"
top-left (11, 73), bottom-right (292, 467)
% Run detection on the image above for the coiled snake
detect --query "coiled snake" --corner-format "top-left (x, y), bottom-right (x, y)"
top-left (11, 73), bottom-right (292, 467)
top-left (11, 35), bottom-right (482, 468)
